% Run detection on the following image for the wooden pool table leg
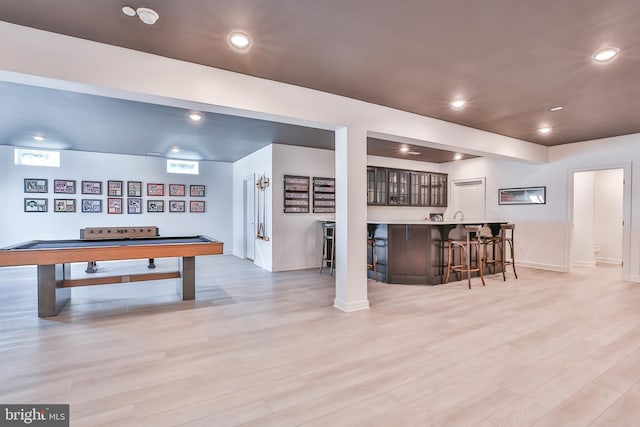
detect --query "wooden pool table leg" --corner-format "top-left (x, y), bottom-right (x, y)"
top-left (37, 264), bottom-right (71, 317)
top-left (178, 256), bottom-right (195, 300)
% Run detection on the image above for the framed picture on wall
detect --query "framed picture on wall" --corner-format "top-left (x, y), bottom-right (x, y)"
top-left (498, 186), bottom-right (546, 205)
top-left (127, 198), bottom-right (142, 214)
top-left (147, 183), bottom-right (164, 196)
top-left (127, 181), bottom-right (142, 197)
top-left (24, 198), bottom-right (48, 212)
top-left (169, 200), bottom-right (185, 212)
top-left (190, 201), bottom-right (205, 212)
top-left (147, 200), bottom-right (164, 213)
top-left (108, 180), bottom-right (123, 196)
top-left (82, 199), bottom-right (102, 213)
top-left (107, 197), bottom-right (123, 214)
top-left (54, 179), bottom-right (76, 194)
top-left (169, 184), bottom-right (186, 197)
top-left (82, 181), bottom-right (102, 195)
top-left (54, 199), bottom-right (76, 213)
top-left (24, 178), bottom-right (48, 193)
top-left (190, 185), bottom-right (206, 197)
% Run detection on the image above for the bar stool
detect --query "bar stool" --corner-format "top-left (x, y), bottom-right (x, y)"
top-left (482, 225), bottom-right (501, 275)
top-left (367, 235), bottom-right (378, 281)
top-left (445, 225), bottom-right (485, 289)
top-left (320, 222), bottom-right (335, 275)
top-left (498, 224), bottom-right (518, 280)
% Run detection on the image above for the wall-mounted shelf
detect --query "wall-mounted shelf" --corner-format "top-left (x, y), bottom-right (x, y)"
top-left (313, 177), bottom-right (335, 213)
top-left (284, 175), bottom-right (309, 213)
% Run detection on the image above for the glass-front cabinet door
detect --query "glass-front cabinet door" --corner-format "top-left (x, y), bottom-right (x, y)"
top-left (429, 173), bottom-right (448, 207)
top-left (367, 167), bottom-right (376, 204)
top-left (388, 170), bottom-right (409, 205)
top-left (410, 172), bottom-right (430, 206)
top-left (367, 167), bottom-right (388, 205)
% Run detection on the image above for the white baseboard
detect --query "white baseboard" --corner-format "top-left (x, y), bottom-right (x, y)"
top-left (628, 275), bottom-right (640, 283)
top-left (595, 257), bottom-right (622, 265)
top-left (572, 260), bottom-right (597, 268)
top-left (516, 260), bottom-right (567, 272)
top-left (334, 298), bottom-right (370, 312)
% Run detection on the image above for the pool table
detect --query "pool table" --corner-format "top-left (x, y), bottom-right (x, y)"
top-left (0, 235), bottom-right (223, 317)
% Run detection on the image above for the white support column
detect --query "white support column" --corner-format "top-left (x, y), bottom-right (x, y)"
top-left (334, 126), bottom-right (369, 312)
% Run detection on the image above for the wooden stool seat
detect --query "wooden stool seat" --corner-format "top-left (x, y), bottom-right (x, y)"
top-left (445, 225), bottom-right (485, 288)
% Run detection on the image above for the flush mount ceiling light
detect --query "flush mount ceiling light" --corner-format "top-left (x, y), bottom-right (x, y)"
top-left (188, 113), bottom-right (202, 122)
top-left (32, 134), bottom-right (45, 141)
top-left (538, 125), bottom-right (552, 135)
top-left (449, 99), bottom-right (467, 110)
top-left (592, 47), bottom-right (620, 64)
top-left (228, 31), bottom-right (252, 50)
top-left (407, 151), bottom-right (421, 155)
top-left (454, 153), bottom-right (462, 160)
top-left (549, 106), bottom-right (564, 112)
top-left (171, 146), bottom-right (181, 153)
top-left (399, 146), bottom-right (409, 152)
top-left (122, 6), bottom-right (159, 25)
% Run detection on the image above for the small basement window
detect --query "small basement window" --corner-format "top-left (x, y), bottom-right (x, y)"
top-left (14, 148), bottom-right (60, 167)
top-left (167, 159), bottom-right (199, 175)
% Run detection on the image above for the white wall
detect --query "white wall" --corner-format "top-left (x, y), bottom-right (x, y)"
top-left (594, 169), bottom-right (623, 264)
top-left (232, 145), bottom-right (272, 270)
top-left (441, 133), bottom-right (640, 280)
top-left (572, 172), bottom-right (596, 267)
top-left (0, 146), bottom-right (233, 250)
top-left (272, 144), bottom-right (335, 271)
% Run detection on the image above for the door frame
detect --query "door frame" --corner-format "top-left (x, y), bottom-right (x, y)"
top-left (243, 174), bottom-right (256, 260)
top-left (566, 163), bottom-right (630, 280)
top-left (449, 177), bottom-right (486, 220)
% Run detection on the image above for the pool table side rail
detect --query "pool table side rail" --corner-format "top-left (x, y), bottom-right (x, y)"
top-left (0, 237), bottom-right (223, 267)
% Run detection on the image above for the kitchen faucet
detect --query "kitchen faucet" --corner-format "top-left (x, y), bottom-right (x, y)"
top-left (453, 210), bottom-right (464, 221)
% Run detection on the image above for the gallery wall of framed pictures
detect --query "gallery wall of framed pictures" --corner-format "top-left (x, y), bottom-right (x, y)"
top-left (22, 178), bottom-right (208, 214)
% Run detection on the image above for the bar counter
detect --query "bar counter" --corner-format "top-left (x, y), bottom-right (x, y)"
top-left (367, 220), bottom-right (508, 285)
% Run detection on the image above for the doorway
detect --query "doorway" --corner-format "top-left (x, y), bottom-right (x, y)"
top-left (243, 175), bottom-right (256, 260)
top-left (570, 167), bottom-right (629, 279)
top-left (450, 177), bottom-right (486, 220)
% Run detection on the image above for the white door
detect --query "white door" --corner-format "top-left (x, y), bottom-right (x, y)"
top-left (244, 176), bottom-right (256, 260)
top-left (450, 177), bottom-right (486, 220)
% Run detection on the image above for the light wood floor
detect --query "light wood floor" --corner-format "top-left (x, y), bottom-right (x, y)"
top-left (1, 257), bottom-right (639, 426)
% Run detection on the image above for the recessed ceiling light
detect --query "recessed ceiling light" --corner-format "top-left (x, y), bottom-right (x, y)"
top-left (407, 151), bottom-right (421, 155)
top-left (32, 134), bottom-right (45, 141)
top-left (592, 47), bottom-right (620, 63)
top-left (549, 106), bottom-right (564, 112)
top-left (538, 126), bottom-right (552, 135)
top-left (171, 147), bottom-right (181, 153)
top-left (454, 153), bottom-right (462, 160)
top-left (450, 99), bottom-right (466, 110)
top-left (146, 152), bottom-right (161, 156)
top-left (228, 31), bottom-right (252, 50)
top-left (189, 113), bottom-right (202, 122)
top-left (122, 6), bottom-right (136, 17)
top-left (136, 7), bottom-right (159, 25)
top-left (399, 146), bottom-right (409, 152)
